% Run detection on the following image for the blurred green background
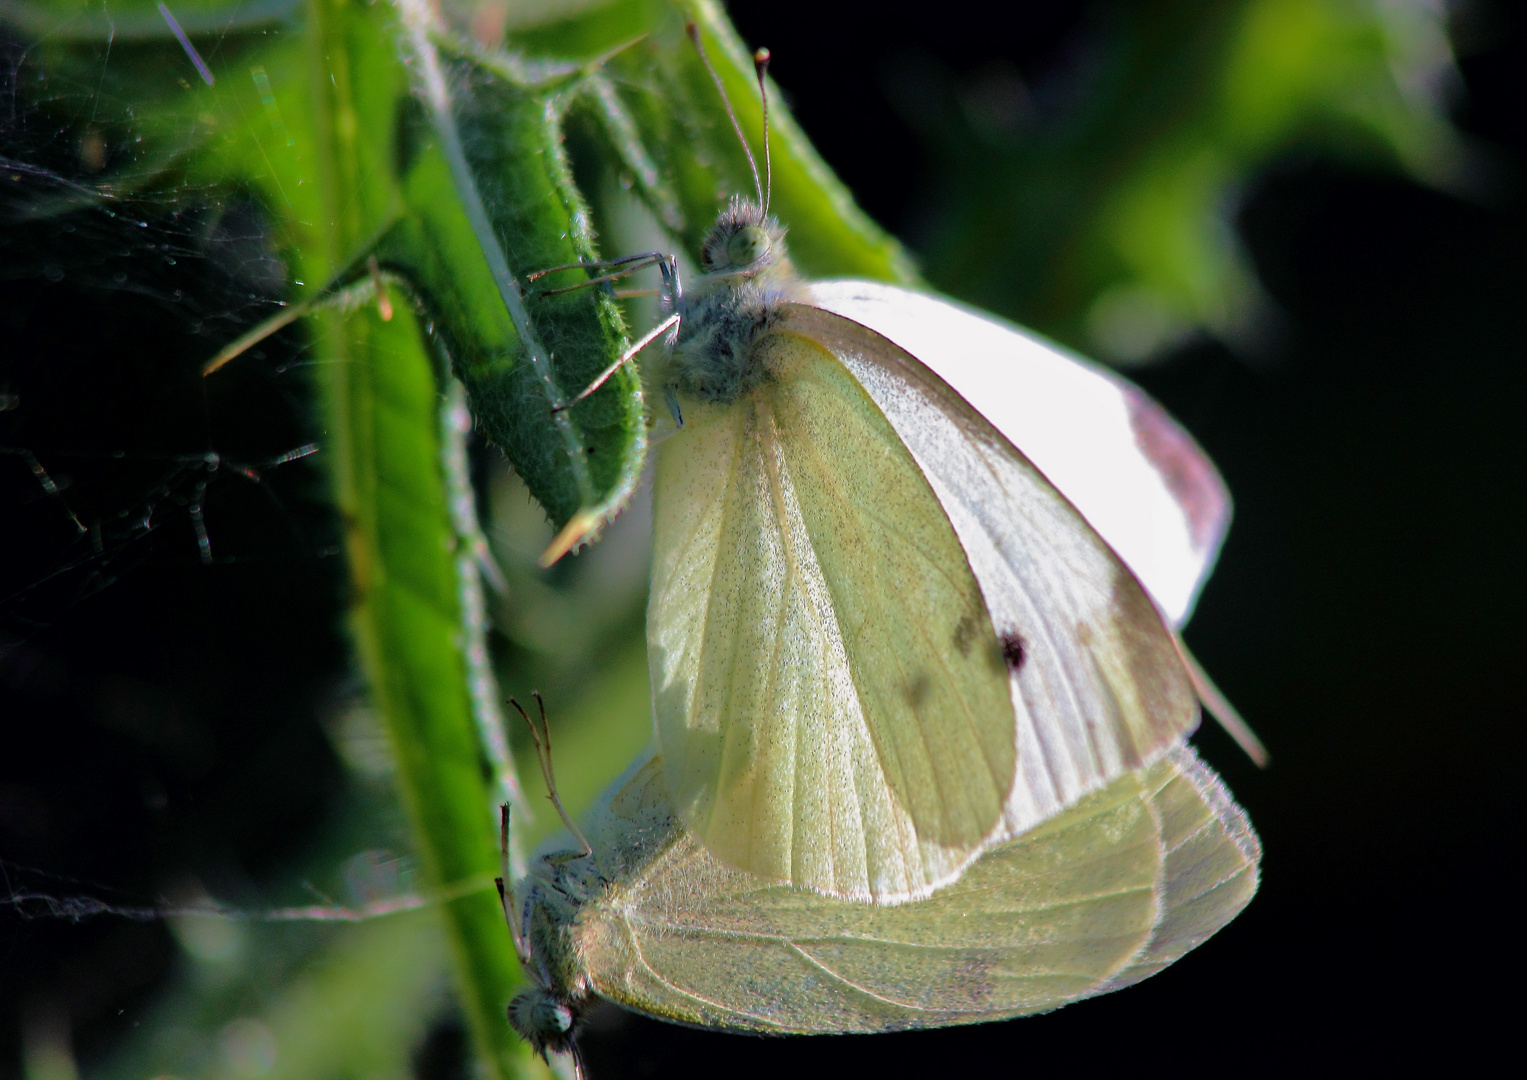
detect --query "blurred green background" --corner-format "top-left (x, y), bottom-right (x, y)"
top-left (2, 0), bottom-right (1523, 1076)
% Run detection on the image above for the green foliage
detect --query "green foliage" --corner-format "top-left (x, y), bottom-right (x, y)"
top-left (913, 0), bottom-right (1459, 361)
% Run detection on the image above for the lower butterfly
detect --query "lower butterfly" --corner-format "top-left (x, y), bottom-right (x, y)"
top-left (501, 735), bottom-right (1258, 1072)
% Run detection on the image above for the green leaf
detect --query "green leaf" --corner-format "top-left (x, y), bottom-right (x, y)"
top-left (384, 8), bottom-right (645, 544)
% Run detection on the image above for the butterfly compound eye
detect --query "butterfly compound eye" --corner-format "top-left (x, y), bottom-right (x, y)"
top-left (726, 224), bottom-right (769, 267)
top-left (508, 988), bottom-right (577, 1056)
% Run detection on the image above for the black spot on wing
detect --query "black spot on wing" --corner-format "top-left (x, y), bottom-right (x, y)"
top-left (1000, 632), bottom-right (1026, 673)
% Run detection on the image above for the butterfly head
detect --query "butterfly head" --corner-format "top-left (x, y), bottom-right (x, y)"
top-left (701, 196), bottom-right (791, 279)
top-left (508, 985), bottom-right (580, 1060)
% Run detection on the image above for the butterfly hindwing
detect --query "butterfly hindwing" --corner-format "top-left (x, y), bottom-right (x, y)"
top-left (1098, 743), bottom-right (1262, 991)
top-left (567, 744), bottom-right (1258, 1033)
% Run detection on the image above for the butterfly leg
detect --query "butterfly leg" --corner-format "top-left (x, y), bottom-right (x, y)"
top-left (497, 803), bottom-right (534, 971)
top-left (663, 384), bottom-right (684, 428)
top-left (551, 312), bottom-right (681, 414)
top-left (528, 251), bottom-right (671, 297)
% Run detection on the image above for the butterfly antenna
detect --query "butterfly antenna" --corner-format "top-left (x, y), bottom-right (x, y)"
top-left (687, 21), bottom-right (763, 209)
top-left (510, 694), bottom-right (594, 855)
top-left (753, 47), bottom-right (773, 214)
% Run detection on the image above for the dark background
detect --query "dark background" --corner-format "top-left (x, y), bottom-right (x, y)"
top-left (3, 0), bottom-right (1524, 1076)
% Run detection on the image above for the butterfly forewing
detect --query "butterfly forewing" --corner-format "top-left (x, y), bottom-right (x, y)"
top-left (649, 331), bottom-right (1016, 903)
top-left (782, 304), bottom-right (1200, 849)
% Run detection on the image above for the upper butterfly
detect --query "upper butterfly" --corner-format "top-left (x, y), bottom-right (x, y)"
top-left (544, 29), bottom-right (1227, 904)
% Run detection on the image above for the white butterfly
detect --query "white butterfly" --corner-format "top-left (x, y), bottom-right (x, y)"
top-left (502, 729), bottom-right (1259, 1065)
top-left (543, 29), bottom-right (1256, 906)
top-left (642, 206), bottom-right (1226, 903)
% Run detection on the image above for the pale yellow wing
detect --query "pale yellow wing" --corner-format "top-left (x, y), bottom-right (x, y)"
top-left (782, 304), bottom-right (1199, 849)
top-left (648, 331), bottom-right (1016, 902)
top-left (572, 745), bottom-right (1259, 1033)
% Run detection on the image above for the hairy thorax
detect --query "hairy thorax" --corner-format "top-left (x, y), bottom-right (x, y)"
top-left (662, 199), bottom-right (808, 406)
